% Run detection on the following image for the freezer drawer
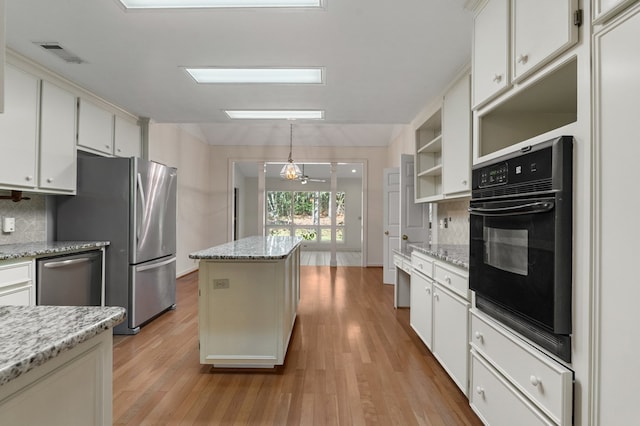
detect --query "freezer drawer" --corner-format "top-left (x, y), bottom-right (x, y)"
top-left (129, 256), bottom-right (176, 330)
top-left (37, 250), bottom-right (103, 306)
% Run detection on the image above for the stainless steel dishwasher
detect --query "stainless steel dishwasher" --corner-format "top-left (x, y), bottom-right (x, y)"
top-left (36, 250), bottom-right (104, 306)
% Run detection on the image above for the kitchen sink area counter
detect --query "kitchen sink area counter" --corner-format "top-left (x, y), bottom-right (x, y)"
top-left (0, 240), bottom-right (110, 260)
top-left (0, 305), bottom-right (125, 425)
top-left (190, 236), bottom-right (302, 368)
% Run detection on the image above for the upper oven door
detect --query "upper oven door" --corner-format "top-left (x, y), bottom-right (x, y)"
top-left (469, 195), bottom-right (558, 332)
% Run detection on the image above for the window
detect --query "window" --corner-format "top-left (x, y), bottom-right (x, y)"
top-left (265, 191), bottom-right (345, 243)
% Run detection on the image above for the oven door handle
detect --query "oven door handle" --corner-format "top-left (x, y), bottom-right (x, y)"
top-left (468, 201), bottom-right (555, 216)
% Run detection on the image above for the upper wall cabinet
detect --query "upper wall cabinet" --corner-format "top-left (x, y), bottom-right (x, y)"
top-left (114, 116), bottom-right (142, 158)
top-left (415, 72), bottom-right (472, 202)
top-left (77, 98), bottom-right (115, 156)
top-left (511, 0), bottom-right (579, 83)
top-left (442, 74), bottom-right (472, 196)
top-left (472, 0), bottom-right (510, 109)
top-left (472, 0), bottom-right (579, 109)
top-left (593, 0), bottom-right (639, 23)
top-left (39, 80), bottom-right (77, 192)
top-left (0, 65), bottom-right (39, 189)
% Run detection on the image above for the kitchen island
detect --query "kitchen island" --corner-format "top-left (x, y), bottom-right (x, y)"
top-left (190, 236), bottom-right (302, 368)
top-left (0, 305), bottom-right (125, 425)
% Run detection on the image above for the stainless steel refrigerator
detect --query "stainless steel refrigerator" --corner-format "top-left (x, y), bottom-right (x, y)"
top-left (56, 154), bottom-right (177, 334)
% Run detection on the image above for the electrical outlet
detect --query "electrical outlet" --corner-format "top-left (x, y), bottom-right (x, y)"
top-left (213, 278), bottom-right (230, 290)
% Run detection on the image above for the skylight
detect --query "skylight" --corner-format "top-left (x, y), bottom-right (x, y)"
top-left (186, 68), bottom-right (324, 84)
top-left (119, 0), bottom-right (322, 9)
top-left (225, 110), bottom-right (325, 120)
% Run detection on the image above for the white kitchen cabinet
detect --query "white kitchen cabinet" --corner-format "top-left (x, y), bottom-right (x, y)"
top-left (0, 260), bottom-right (34, 306)
top-left (472, 0), bottom-right (510, 109)
top-left (77, 98), bottom-right (114, 155)
top-left (470, 350), bottom-right (555, 426)
top-left (432, 276), bottom-right (470, 395)
top-left (592, 3), bottom-right (640, 424)
top-left (471, 0), bottom-right (579, 108)
top-left (410, 265), bottom-right (433, 349)
top-left (0, 65), bottom-right (38, 189)
top-left (414, 110), bottom-right (442, 202)
top-left (114, 115), bottom-right (141, 158)
top-left (39, 80), bottom-right (76, 192)
top-left (512, 0), bottom-right (579, 83)
top-left (593, 0), bottom-right (638, 23)
top-left (442, 73), bottom-right (472, 196)
top-left (470, 310), bottom-right (573, 425)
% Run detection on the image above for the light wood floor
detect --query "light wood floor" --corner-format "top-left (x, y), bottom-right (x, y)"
top-left (112, 267), bottom-right (482, 425)
top-left (300, 251), bottom-right (362, 266)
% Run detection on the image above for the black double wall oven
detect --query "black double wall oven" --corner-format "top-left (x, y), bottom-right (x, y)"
top-left (469, 136), bottom-right (573, 362)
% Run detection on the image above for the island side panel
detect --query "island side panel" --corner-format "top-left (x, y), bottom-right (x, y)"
top-left (199, 259), bottom-right (286, 367)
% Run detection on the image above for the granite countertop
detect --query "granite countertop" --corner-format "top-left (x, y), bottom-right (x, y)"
top-left (189, 236), bottom-right (304, 260)
top-left (407, 243), bottom-right (470, 270)
top-left (392, 247), bottom-right (413, 260)
top-left (0, 241), bottom-right (110, 261)
top-left (0, 305), bottom-right (125, 387)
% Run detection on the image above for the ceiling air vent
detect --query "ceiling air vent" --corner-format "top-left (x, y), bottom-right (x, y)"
top-left (35, 42), bottom-right (85, 64)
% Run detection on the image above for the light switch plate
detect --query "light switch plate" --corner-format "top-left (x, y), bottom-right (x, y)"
top-left (2, 217), bottom-right (16, 233)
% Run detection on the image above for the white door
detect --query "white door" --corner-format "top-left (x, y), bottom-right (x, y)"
top-left (382, 168), bottom-right (400, 284)
top-left (400, 154), bottom-right (427, 250)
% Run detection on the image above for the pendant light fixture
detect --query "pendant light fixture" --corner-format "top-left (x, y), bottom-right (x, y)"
top-left (280, 123), bottom-right (302, 180)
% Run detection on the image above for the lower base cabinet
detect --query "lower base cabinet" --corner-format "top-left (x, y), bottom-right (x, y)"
top-left (0, 331), bottom-right (113, 425)
top-left (410, 270), bottom-right (433, 349)
top-left (470, 351), bottom-right (556, 425)
top-left (433, 282), bottom-right (470, 395)
top-left (0, 260), bottom-right (34, 306)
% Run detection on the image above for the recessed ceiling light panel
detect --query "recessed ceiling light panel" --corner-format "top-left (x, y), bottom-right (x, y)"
top-left (186, 67), bottom-right (323, 84)
top-left (225, 110), bottom-right (324, 120)
top-left (119, 0), bottom-right (322, 9)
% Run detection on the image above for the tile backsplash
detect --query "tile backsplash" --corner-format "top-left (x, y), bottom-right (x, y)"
top-left (436, 198), bottom-right (470, 245)
top-left (0, 194), bottom-right (48, 244)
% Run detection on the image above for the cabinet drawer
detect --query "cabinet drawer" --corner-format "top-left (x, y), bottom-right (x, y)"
top-left (393, 254), bottom-right (403, 269)
top-left (470, 350), bottom-right (554, 426)
top-left (434, 263), bottom-right (468, 298)
top-left (0, 261), bottom-right (33, 289)
top-left (411, 252), bottom-right (434, 277)
top-left (470, 311), bottom-right (573, 425)
top-left (0, 284), bottom-right (32, 306)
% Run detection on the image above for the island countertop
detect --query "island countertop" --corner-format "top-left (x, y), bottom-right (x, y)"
top-left (189, 236), bottom-right (303, 260)
top-left (0, 306), bottom-right (125, 387)
top-left (0, 241), bottom-right (110, 261)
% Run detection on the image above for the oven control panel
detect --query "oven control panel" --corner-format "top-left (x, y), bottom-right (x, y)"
top-left (479, 162), bottom-right (508, 187)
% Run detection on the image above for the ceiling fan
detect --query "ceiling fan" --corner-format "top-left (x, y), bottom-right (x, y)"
top-left (298, 165), bottom-right (327, 184)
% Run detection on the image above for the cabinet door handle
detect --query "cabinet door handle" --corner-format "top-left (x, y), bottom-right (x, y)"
top-left (425, 287), bottom-right (431, 294)
top-left (474, 331), bottom-right (484, 342)
top-left (492, 74), bottom-right (502, 83)
top-left (434, 293), bottom-right (439, 301)
top-left (47, 178), bottom-right (53, 183)
top-left (476, 386), bottom-right (485, 396)
top-left (25, 176), bottom-right (33, 182)
top-left (445, 275), bottom-right (452, 284)
top-left (517, 54), bottom-right (529, 64)
top-left (530, 375), bottom-right (541, 387)
top-left (105, 144), bottom-right (111, 149)
top-left (461, 179), bottom-right (468, 186)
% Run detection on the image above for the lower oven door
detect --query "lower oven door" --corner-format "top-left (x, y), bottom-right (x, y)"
top-left (469, 196), bottom-right (570, 334)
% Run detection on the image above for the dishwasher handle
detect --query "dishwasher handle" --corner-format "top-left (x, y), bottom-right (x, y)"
top-left (43, 258), bottom-right (91, 269)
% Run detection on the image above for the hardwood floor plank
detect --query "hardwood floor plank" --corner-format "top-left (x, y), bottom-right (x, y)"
top-left (113, 266), bottom-right (482, 425)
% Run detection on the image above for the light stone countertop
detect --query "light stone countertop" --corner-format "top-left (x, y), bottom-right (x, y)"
top-left (405, 243), bottom-right (470, 270)
top-left (0, 241), bottom-right (110, 261)
top-left (189, 236), bottom-right (303, 260)
top-left (0, 305), bottom-right (125, 387)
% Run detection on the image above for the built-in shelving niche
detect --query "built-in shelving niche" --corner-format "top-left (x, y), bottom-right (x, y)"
top-left (415, 109), bottom-right (442, 201)
top-left (477, 58), bottom-right (577, 158)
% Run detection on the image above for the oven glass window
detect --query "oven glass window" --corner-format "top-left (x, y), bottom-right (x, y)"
top-left (483, 227), bottom-right (528, 276)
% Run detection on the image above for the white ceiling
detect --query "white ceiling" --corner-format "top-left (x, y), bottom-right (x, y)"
top-left (5, 0), bottom-right (473, 147)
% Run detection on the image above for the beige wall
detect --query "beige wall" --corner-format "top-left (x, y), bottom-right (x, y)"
top-left (147, 125), bottom-right (388, 268)
top-left (148, 123), bottom-right (214, 276)
top-left (386, 125), bottom-right (414, 168)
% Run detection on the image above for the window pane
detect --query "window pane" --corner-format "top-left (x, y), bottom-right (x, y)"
top-left (268, 228), bottom-right (291, 237)
top-left (319, 192), bottom-right (331, 225)
top-left (336, 191), bottom-right (345, 226)
top-left (293, 192), bottom-right (317, 225)
top-left (336, 228), bottom-right (344, 242)
top-left (320, 228), bottom-right (331, 241)
top-left (266, 191), bottom-right (292, 225)
top-left (295, 228), bottom-right (317, 241)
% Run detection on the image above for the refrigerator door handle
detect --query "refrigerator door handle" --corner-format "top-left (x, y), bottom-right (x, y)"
top-left (43, 258), bottom-right (91, 269)
top-left (136, 172), bottom-right (147, 243)
top-left (136, 256), bottom-right (176, 272)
